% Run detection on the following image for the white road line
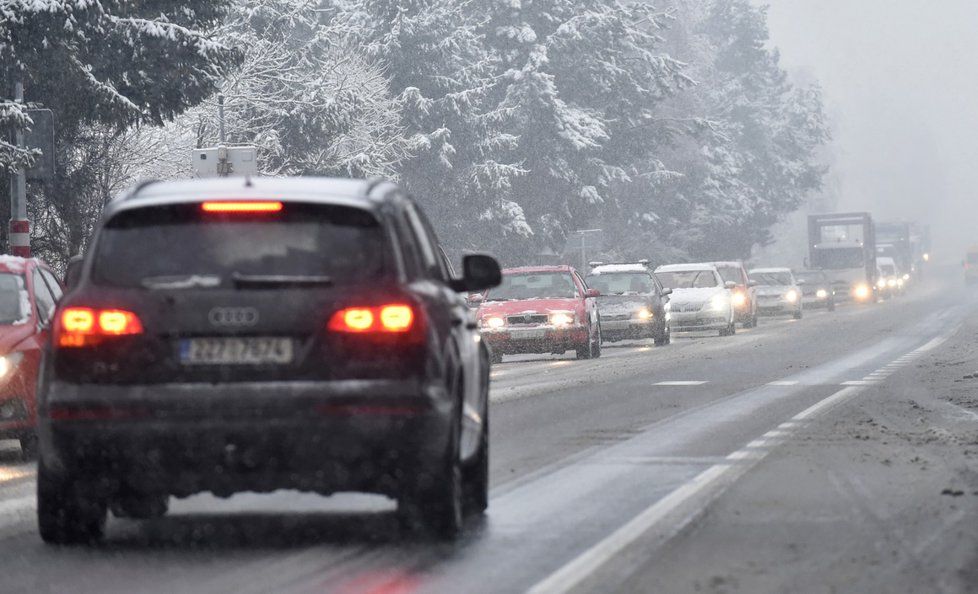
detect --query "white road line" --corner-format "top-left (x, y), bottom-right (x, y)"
top-left (767, 380), bottom-right (798, 386)
top-left (842, 380), bottom-right (877, 386)
top-left (526, 327), bottom-right (961, 594)
top-left (653, 381), bottom-right (708, 386)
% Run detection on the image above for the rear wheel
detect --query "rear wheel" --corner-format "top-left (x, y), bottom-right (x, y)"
top-left (19, 434), bottom-right (37, 460)
top-left (398, 373), bottom-right (464, 539)
top-left (37, 460), bottom-right (106, 545)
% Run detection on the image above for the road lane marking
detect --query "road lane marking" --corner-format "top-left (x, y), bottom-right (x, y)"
top-left (842, 380), bottom-right (877, 386)
top-left (527, 330), bottom-right (956, 594)
top-left (767, 380), bottom-right (798, 386)
top-left (653, 381), bottom-right (708, 386)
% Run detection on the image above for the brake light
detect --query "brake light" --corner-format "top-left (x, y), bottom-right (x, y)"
top-left (329, 304), bottom-right (417, 334)
top-left (57, 307), bottom-right (144, 347)
top-left (201, 201), bottom-right (283, 213)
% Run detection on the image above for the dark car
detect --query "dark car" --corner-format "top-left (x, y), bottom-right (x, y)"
top-left (585, 263), bottom-right (671, 346)
top-left (0, 256), bottom-right (65, 458)
top-left (36, 177), bottom-right (501, 544)
top-left (795, 270), bottom-right (836, 311)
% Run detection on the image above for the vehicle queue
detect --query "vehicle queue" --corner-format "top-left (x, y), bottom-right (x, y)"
top-left (473, 253), bottom-right (917, 363)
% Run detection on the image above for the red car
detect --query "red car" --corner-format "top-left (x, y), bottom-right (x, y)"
top-left (0, 256), bottom-right (63, 457)
top-left (476, 265), bottom-right (601, 363)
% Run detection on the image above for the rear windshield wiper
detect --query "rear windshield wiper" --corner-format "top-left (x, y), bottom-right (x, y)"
top-left (141, 275), bottom-right (222, 289)
top-left (230, 272), bottom-right (333, 288)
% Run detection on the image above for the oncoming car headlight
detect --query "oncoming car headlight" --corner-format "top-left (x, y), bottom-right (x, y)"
top-left (887, 278), bottom-right (897, 288)
top-left (0, 352), bottom-right (24, 380)
top-left (816, 289), bottom-right (828, 299)
top-left (784, 290), bottom-right (799, 304)
top-left (877, 278), bottom-right (887, 289)
top-left (483, 316), bottom-right (505, 329)
top-left (709, 295), bottom-right (729, 312)
top-left (854, 283), bottom-right (871, 300)
top-left (549, 312), bottom-right (575, 327)
top-left (635, 308), bottom-right (654, 320)
top-left (731, 292), bottom-right (747, 308)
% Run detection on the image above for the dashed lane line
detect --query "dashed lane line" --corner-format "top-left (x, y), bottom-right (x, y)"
top-left (526, 331), bottom-right (954, 594)
top-left (653, 381), bottom-right (708, 387)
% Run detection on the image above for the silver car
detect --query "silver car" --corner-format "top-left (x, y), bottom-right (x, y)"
top-left (749, 267), bottom-right (803, 319)
top-left (585, 263), bottom-right (672, 346)
top-left (654, 264), bottom-right (738, 337)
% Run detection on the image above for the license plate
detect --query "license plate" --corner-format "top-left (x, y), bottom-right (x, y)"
top-left (179, 337), bottom-right (294, 365)
top-left (510, 328), bottom-right (547, 340)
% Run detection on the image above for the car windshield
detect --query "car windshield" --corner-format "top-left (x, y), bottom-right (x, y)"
top-left (655, 270), bottom-right (718, 289)
top-left (795, 272), bottom-right (825, 284)
top-left (717, 266), bottom-right (744, 285)
top-left (751, 272), bottom-right (793, 286)
top-left (585, 272), bottom-right (653, 295)
top-left (0, 273), bottom-right (26, 324)
top-left (93, 203), bottom-right (389, 288)
top-left (486, 272), bottom-right (578, 300)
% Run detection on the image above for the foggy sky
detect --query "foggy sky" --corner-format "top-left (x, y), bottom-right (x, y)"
top-left (760, 0), bottom-right (978, 257)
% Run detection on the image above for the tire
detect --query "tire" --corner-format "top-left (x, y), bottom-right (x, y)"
top-left (37, 459), bottom-right (107, 545)
top-left (828, 300), bottom-right (836, 312)
top-left (576, 325), bottom-right (594, 360)
top-left (719, 320), bottom-right (736, 337)
top-left (19, 433), bottom-right (38, 460)
top-left (110, 494), bottom-right (168, 519)
top-left (489, 349), bottom-right (503, 365)
top-left (462, 374), bottom-right (489, 515)
top-left (591, 325), bottom-right (602, 359)
top-left (398, 374), bottom-right (464, 540)
top-left (654, 326), bottom-right (671, 347)
top-left (793, 309), bottom-right (803, 320)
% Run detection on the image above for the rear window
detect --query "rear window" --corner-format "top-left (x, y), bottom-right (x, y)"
top-left (94, 203), bottom-right (390, 288)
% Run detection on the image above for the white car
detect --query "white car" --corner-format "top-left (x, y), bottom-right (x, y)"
top-left (654, 263), bottom-right (737, 337)
top-left (749, 267), bottom-right (803, 319)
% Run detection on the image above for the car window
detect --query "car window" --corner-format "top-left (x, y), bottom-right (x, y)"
top-left (585, 272), bottom-right (654, 295)
top-left (32, 269), bottom-right (56, 323)
top-left (486, 272), bottom-right (578, 301)
top-left (0, 273), bottom-right (27, 325)
top-left (751, 272), bottom-right (794, 286)
top-left (93, 203), bottom-right (391, 288)
top-left (40, 269), bottom-right (63, 300)
top-left (655, 270), bottom-right (720, 289)
top-left (405, 203), bottom-right (445, 281)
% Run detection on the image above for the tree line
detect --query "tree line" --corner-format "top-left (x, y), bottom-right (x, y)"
top-left (0, 0), bottom-right (829, 270)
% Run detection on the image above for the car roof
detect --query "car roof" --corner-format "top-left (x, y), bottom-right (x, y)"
top-left (502, 265), bottom-right (576, 275)
top-left (107, 177), bottom-right (394, 216)
top-left (711, 261), bottom-right (744, 268)
top-left (655, 263), bottom-right (718, 273)
top-left (749, 267), bottom-right (792, 274)
top-left (0, 255), bottom-right (39, 274)
top-left (588, 264), bottom-right (649, 274)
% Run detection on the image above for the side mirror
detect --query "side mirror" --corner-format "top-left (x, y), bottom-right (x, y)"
top-left (451, 254), bottom-right (501, 293)
top-left (585, 288), bottom-right (601, 298)
top-left (724, 281), bottom-right (737, 289)
top-left (748, 280), bottom-right (759, 287)
top-left (466, 293), bottom-right (485, 306)
top-left (65, 256), bottom-right (84, 290)
top-left (661, 288), bottom-right (673, 296)
top-left (796, 279), bottom-right (807, 286)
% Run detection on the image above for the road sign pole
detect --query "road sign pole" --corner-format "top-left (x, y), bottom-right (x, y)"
top-left (8, 79), bottom-right (28, 257)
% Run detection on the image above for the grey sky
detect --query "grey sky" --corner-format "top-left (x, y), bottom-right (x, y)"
top-left (760, 0), bottom-right (978, 255)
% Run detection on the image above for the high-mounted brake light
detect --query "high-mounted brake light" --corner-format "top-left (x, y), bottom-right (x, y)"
top-left (329, 304), bottom-right (417, 334)
top-left (201, 201), bottom-right (283, 213)
top-left (58, 307), bottom-right (144, 347)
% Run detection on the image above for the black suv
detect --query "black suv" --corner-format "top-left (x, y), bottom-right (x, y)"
top-left (36, 177), bottom-right (501, 543)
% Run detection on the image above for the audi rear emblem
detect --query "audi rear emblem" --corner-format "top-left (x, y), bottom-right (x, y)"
top-left (208, 307), bottom-right (259, 327)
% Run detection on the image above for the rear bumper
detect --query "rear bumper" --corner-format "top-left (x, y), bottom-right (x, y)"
top-left (39, 379), bottom-right (452, 498)
top-left (482, 326), bottom-right (588, 354)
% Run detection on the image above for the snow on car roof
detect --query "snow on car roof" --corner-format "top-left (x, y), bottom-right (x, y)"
top-left (502, 265), bottom-right (575, 275)
top-left (749, 267), bottom-right (792, 274)
top-left (711, 261), bottom-right (744, 267)
top-left (655, 263), bottom-right (718, 273)
top-left (588, 264), bottom-right (648, 274)
top-left (0, 255), bottom-right (37, 273)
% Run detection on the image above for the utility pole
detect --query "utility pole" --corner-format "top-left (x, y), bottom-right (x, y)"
top-left (8, 78), bottom-right (29, 258)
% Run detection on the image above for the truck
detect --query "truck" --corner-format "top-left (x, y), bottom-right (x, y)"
top-left (874, 222), bottom-right (912, 277)
top-left (807, 212), bottom-right (877, 303)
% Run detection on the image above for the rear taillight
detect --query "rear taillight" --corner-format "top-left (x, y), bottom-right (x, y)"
top-left (328, 304), bottom-right (417, 334)
top-left (201, 201), bottom-right (283, 213)
top-left (57, 307), bottom-right (144, 348)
